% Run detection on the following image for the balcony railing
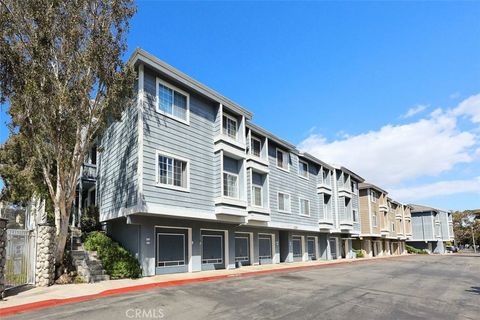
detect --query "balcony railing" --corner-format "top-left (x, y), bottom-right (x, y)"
top-left (81, 163), bottom-right (97, 181)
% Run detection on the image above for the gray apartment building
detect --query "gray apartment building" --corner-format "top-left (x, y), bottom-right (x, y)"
top-left (407, 204), bottom-right (455, 254)
top-left (85, 49), bottom-right (369, 276)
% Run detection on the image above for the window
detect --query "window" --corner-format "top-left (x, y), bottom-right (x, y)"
top-left (391, 222), bottom-right (395, 232)
top-left (251, 136), bottom-right (262, 157)
top-left (299, 198), bottom-right (310, 216)
top-left (276, 149), bottom-right (289, 171)
top-left (223, 172), bottom-right (238, 198)
top-left (259, 235), bottom-right (272, 260)
top-left (323, 194), bottom-right (330, 219)
top-left (222, 113), bottom-right (237, 139)
top-left (322, 168), bottom-right (329, 184)
top-left (299, 160), bottom-right (309, 179)
top-left (252, 185), bottom-right (263, 207)
top-left (235, 235), bottom-right (249, 263)
top-left (372, 212), bottom-right (377, 227)
top-left (371, 190), bottom-right (377, 203)
top-left (351, 181), bottom-right (358, 194)
top-left (278, 192), bottom-right (291, 213)
top-left (157, 153), bottom-right (188, 190)
top-left (157, 80), bottom-right (189, 123)
top-left (353, 209), bottom-right (358, 222)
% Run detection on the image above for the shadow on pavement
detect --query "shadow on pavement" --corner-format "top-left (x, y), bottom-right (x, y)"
top-left (466, 286), bottom-right (480, 295)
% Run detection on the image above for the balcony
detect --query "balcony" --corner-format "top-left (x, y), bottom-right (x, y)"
top-left (379, 203), bottom-right (388, 212)
top-left (337, 186), bottom-right (352, 198)
top-left (339, 220), bottom-right (354, 231)
top-left (247, 208), bottom-right (271, 223)
top-left (317, 183), bottom-right (332, 195)
top-left (80, 163), bottom-right (97, 181)
top-left (246, 155), bottom-right (269, 174)
top-left (319, 219), bottom-right (334, 230)
top-left (214, 135), bottom-right (246, 159)
top-left (214, 197), bottom-right (248, 221)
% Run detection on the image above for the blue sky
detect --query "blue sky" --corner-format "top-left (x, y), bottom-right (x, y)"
top-left (2, 1), bottom-right (479, 210)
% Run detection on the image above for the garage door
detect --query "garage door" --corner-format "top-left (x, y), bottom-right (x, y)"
top-left (156, 228), bottom-right (189, 275)
top-left (307, 237), bottom-right (316, 260)
top-left (235, 233), bottom-right (250, 266)
top-left (201, 230), bottom-right (225, 271)
top-left (292, 236), bottom-right (303, 261)
top-left (259, 234), bottom-right (273, 264)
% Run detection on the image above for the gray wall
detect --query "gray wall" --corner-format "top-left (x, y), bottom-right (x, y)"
top-left (411, 212), bottom-right (435, 240)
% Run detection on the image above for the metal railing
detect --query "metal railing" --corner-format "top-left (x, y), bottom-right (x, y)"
top-left (5, 229), bottom-right (35, 288)
top-left (81, 163), bottom-right (97, 180)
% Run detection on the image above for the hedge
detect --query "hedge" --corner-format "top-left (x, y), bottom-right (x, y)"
top-left (405, 244), bottom-right (429, 255)
top-left (84, 231), bottom-right (142, 279)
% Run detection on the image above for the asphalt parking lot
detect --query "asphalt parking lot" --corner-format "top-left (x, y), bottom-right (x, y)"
top-left (7, 254), bottom-right (480, 320)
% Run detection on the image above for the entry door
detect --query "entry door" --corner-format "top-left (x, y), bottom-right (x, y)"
top-left (235, 233), bottom-right (250, 266)
top-left (329, 238), bottom-right (337, 259)
top-left (307, 237), bottom-right (316, 260)
top-left (201, 230), bottom-right (225, 271)
top-left (292, 236), bottom-right (303, 261)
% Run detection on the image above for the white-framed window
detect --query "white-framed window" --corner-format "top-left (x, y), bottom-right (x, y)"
top-left (353, 209), bottom-right (358, 222)
top-left (222, 113), bottom-right (238, 140)
top-left (156, 78), bottom-right (189, 124)
top-left (372, 212), bottom-right (377, 227)
top-left (298, 160), bottom-right (309, 179)
top-left (223, 172), bottom-right (239, 198)
top-left (277, 192), bottom-right (291, 213)
top-left (371, 190), bottom-right (377, 203)
top-left (252, 185), bottom-right (263, 207)
top-left (323, 194), bottom-right (330, 219)
top-left (250, 136), bottom-right (262, 157)
top-left (322, 168), bottom-right (329, 184)
top-left (391, 222), bottom-right (395, 232)
top-left (276, 149), bottom-right (289, 171)
top-left (351, 181), bottom-right (358, 194)
top-left (299, 198), bottom-right (310, 216)
top-left (156, 151), bottom-right (189, 191)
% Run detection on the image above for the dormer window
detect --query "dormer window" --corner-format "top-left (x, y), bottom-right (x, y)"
top-left (222, 113), bottom-right (238, 139)
top-left (322, 168), bottom-right (329, 184)
top-left (298, 160), bottom-right (309, 179)
top-left (371, 190), bottom-right (377, 203)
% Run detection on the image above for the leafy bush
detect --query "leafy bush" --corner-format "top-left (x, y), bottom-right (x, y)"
top-left (80, 205), bottom-right (102, 235)
top-left (406, 244), bottom-right (429, 255)
top-left (354, 249), bottom-right (365, 258)
top-left (84, 231), bottom-right (141, 279)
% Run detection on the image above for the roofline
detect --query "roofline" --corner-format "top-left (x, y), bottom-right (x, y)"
top-left (246, 122), bottom-right (334, 170)
top-left (128, 48), bottom-right (253, 119)
top-left (359, 182), bottom-right (388, 194)
top-left (340, 166), bottom-right (365, 182)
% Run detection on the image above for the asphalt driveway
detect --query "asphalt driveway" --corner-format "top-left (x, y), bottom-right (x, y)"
top-left (7, 255), bottom-right (480, 320)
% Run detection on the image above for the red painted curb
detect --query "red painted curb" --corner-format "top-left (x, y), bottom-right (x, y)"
top-left (0, 255), bottom-right (409, 317)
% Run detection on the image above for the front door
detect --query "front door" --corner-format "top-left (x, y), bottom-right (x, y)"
top-left (259, 234), bottom-right (273, 264)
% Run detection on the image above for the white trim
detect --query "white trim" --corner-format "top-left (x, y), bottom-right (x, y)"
top-left (251, 184), bottom-right (263, 208)
top-left (258, 233), bottom-right (274, 260)
top-left (155, 150), bottom-right (190, 192)
top-left (155, 77), bottom-right (190, 125)
top-left (201, 234), bottom-right (224, 264)
top-left (299, 198), bottom-right (311, 217)
top-left (234, 233), bottom-right (250, 263)
top-left (275, 148), bottom-right (290, 172)
top-left (292, 235), bottom-right (303, 259)
top-left (298, 159), bottom-right (309, 180)
top-left (277, 192), bottom-right (291, 213)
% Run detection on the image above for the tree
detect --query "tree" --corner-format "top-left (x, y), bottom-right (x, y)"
top-left (453, 210), bottom-right (480, 246)
top-left (0, 0), bottom-right (136, 265)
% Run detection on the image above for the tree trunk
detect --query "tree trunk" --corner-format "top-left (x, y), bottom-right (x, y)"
top-left (54, 200), bottom-right (71, 264)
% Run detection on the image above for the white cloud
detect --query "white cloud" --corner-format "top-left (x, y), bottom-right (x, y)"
top-left (453, 93), bottom-right (480, 123)
top-left (299, 96), bottom-right (478, 186)
top-left (389, 177), bottom-right (480, 202)
top-left (449, 92), bottom-right (460, 99)
top-left (401, 104), bottom-right (428, 118)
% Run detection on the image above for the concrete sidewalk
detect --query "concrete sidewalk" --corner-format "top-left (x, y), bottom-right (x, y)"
top-left (0, 254), bottom-right (411, 313)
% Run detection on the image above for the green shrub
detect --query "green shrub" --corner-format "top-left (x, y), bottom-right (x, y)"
top-left (84, 231), bottom-right (141, 279)
top-left (354, 249), bottom-right (365, 258)
top-left (406, 244), bottom-right (429, 255)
